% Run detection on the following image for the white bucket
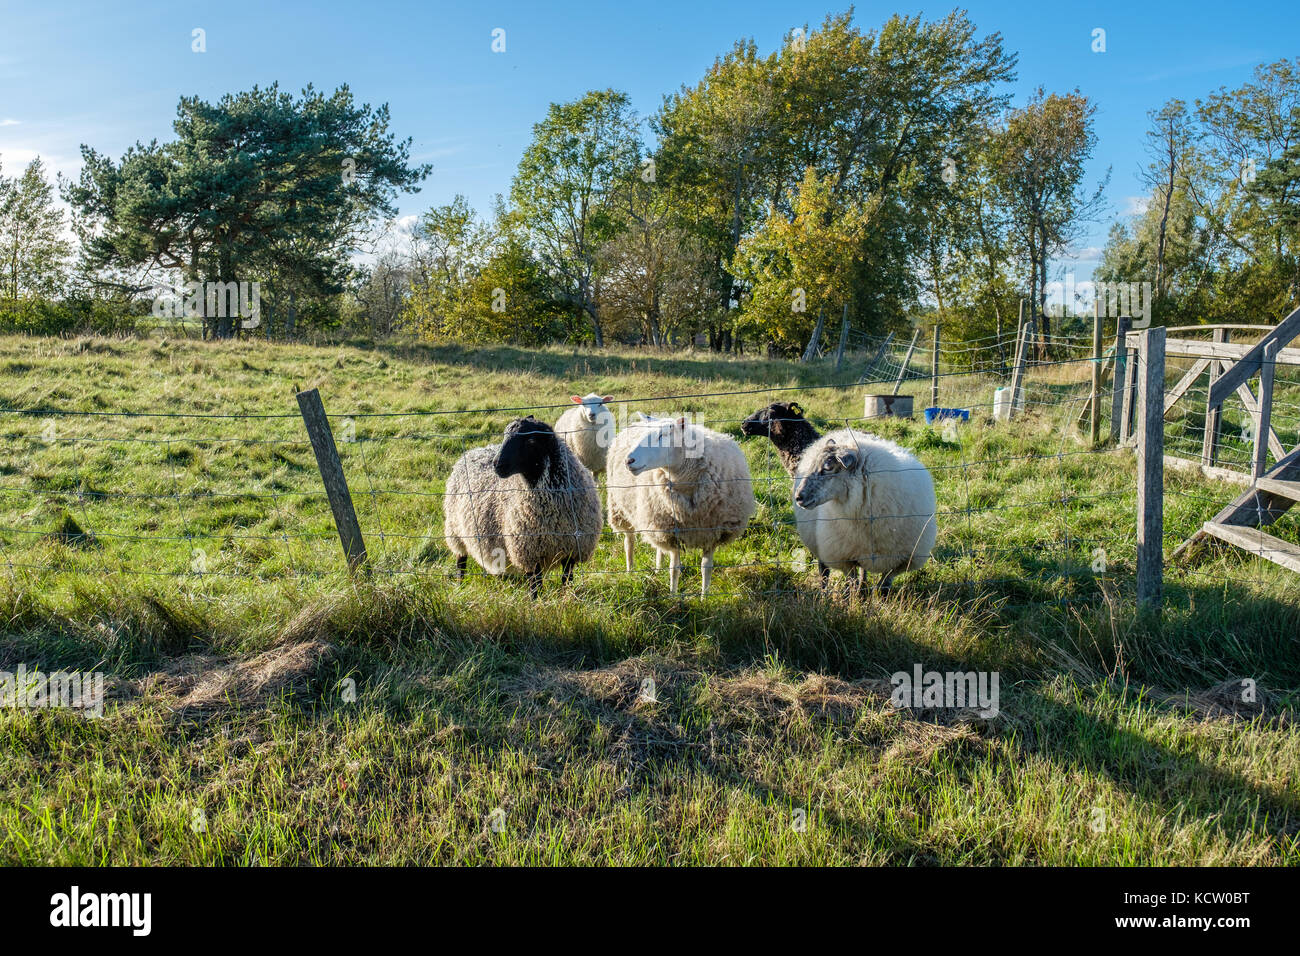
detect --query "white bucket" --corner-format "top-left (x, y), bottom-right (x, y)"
top-left (993, 386), bottom-right (1024, 421)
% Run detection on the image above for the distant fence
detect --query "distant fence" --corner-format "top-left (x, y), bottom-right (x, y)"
top-left (2, 316), bottom-right (1297, 613)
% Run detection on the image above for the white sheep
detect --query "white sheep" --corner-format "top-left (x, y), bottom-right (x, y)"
top-left (791, 429), bottom-right (937, 591)
top-left (554, 392), bottom-right (616, 474)
top-left (606, 415), bottom-right (756, 595)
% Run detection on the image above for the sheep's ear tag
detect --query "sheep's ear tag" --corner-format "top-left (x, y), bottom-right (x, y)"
top-left (790, 403), bottom-right (803, 415)
top-left (570, 395), bottom-right (583, 403)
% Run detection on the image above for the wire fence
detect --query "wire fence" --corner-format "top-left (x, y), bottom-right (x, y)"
top-left (1, 321), bottom-right (1296, 613)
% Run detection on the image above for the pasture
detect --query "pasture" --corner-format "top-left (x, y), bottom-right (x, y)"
top-left (0, 332), bottom-right (1297, 865)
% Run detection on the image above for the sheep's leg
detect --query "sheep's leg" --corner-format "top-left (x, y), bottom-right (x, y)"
top-left (849, 566), bottom-right (865, 600)
top-left (818, 561), bottom-right (830, 589)
top-left (654, 549), bottom-right (663, 570)
top-left (668, 548), bottom-right (682, 594)
top-left (623, 532), bottom-right (635, 572)
top-left (527, 567), bottom-right (543, 599)
top-left (561, 558), bottom-right (576, 588)
top-left (700, 550), bottom-right (715, 596)
top-left (878, 569), bottom-right (896, 596)
top-left (452, 554), bottom-right (468, 581)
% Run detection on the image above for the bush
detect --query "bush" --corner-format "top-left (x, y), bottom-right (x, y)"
top-left (0, 297), bottom-right (139, 336)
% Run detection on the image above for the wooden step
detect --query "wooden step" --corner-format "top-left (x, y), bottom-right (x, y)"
top-left (1256, 477), bottom-right (1300, 502)
top-left (1201, 521), bottom-right (1300, 574)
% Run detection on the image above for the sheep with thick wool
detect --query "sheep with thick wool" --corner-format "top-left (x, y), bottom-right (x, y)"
top-left (555, 392), bottom-right (616, 474)
top-left (791, 429), bottom-right (937, 591)
top-left (444, 415), bottom-right (601, 597)
top-left (607, 415), bottom-right (756, 595)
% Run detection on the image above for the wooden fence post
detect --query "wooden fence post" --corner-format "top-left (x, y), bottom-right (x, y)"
top-left (1201, 328), bottom-right (1227, 466)
top-left (1252, 339), bottom-right (1277, 480)
top-left (1136, 326), bottom-right (1165, 610)
top-left (1008, 320), bottom-right (1028, 421)
top-left (1109, 316), bottom-right (1131, 441)
top-left (892, 328), bottom-right (921, 396)
top-left (1090, 300), bottom-right (1103, 445)
top-left (930, 323), bottom-right (940, 409)
top-left (296, 388), bottom-right (368, 573)
top-left (833, 304), bottom-right (850, 372)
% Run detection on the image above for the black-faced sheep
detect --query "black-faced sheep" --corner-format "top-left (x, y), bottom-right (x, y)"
top-left (444, 415), bottom-right (601, 597)
top-left (606, 415), bottom-right (755, 595)
top-left (740, 401), bottom-right (822, 476)
top-left (791, 429), bottom-right (937, 592)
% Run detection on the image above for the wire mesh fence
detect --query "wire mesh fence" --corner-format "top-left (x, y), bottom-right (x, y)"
top-left (1, 321), bottom-right (1295, 613)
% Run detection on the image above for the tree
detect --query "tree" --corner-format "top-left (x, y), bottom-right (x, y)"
top-left (510, 89), bottom-right (641, 346)
top-left (64, 83), bottom-right (429, 337)
top-left (0, 156), bottom-right (71, 301)
top-left (995, 88), bottom-right (1108, 354)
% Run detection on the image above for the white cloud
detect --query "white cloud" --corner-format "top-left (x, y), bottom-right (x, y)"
top-left (1122, 195), bottom-right (1150, 217)
top-left (0, 119), bottom-right (19, 127)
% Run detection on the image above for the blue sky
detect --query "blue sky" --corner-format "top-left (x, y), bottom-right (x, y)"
top-left (1, 0), bottom-right (1295, 273)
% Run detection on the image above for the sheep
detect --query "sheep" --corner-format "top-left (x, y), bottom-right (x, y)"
top-left (606, 415), bottom-right (756, 595)
top-left (740, 400), bottom-right (822, 476)
top-left (791, 429), bottom-right (937, 593)
top-left (554, 392), bottom-right (616, 474)
top-left (444, 415), bottom-right (602, 597)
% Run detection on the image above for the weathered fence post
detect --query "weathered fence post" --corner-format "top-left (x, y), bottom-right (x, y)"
top-left (1252, 339), bottom-right (1277, 480)
top-left (1136, 326), bottom-right (1165, 610)
top-left (1008, 319), bottom-right (1028, 421)
top-left (893, 328), bottom-right (921, 396)
top-left (833, 304), bottom-right (850, 373)
top-left (929, 323), bottom-right (940, 409)
top-left (296, 388), bottom-right (368, 573)
top-left (1109, 316), bottom-right (1132, 441)
top-left (1090, 300), bottom-right (1103, 445)
top-left (1201, 328), bottom-right (1227, 466)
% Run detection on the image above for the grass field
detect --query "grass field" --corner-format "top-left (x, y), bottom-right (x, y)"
top-left (0, 332), bottom-right (1297, 865)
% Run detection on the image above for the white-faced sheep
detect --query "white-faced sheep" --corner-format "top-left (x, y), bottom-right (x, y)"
top-left (606, 415), bottom-right (756, 595)
top-left (791, 429), bottom-right (937, 592)
top-left (555, 392), bottom-right (615, 474)
top-left (444, 415), bottom-right (602, 597)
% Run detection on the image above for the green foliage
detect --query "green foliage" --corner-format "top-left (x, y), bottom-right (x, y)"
top-left (0, 297), bottom-right (137, 336)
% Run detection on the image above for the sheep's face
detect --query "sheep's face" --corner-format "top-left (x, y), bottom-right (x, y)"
top-left (793, 439), bottom-right (859, 509)
top-left (624, 417), bottom-right (690, 476)
top-left (571, 392), bottom-right (613, 425)
top-left (741, 401), bottom-right (804, 440)
top-left (494, 416), bottom-right (558, 487)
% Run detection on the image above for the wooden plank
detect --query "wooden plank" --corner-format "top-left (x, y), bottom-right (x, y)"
top-left (1252, 340), bottom-right (1276, 480)
top-left (1255, 477), bottom-right (1300, 501)
top-left (1201, 522), bottom-right (1300, 574)
top-left (1163, 454), bottom-right (1255, 488)
top-left (296, 388), bottom-right (368, 572)
top-left (833, 304), bottom-right (850, 372)
top-left (1162, 358), bottom-right (1210, 417)
top-left (1122, 335), bottom-right (1300, 366)
top-left (1172, 444), bottom-right (1300, 561)
top-left (1120, 334), bottom-right (1139, 444)
top-left (1136, 326), bottom-right (1165, 608)
top-left (1232, 378), bottom-right (1285, 463)
top-left (892, 328), bottom-right (921, 395)
top-left (1206, 304), bottom-right (1300, 407)
top-left (1202, 329), bottom-right (1226, 467)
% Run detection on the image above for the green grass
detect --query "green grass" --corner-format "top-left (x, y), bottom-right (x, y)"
top-left (0, 332), bottom-right (1296, 865)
